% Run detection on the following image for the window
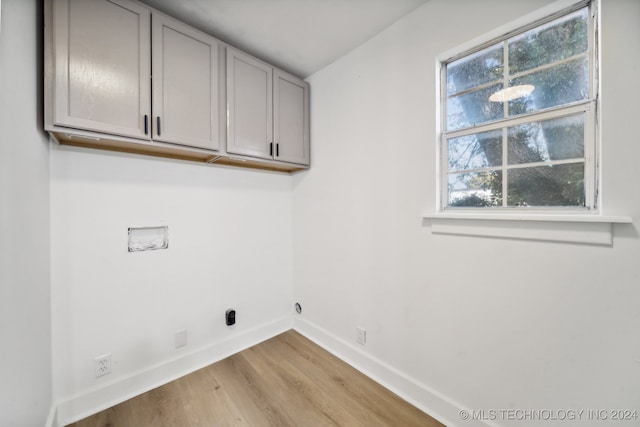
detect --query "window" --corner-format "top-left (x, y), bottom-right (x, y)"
top-left (440, 2), bottom-right (596, 211)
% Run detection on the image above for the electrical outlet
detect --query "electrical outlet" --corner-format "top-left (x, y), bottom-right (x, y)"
top-left (356, 327), bottom-right (366, 345)
top-left (94, 354), bottom-right (111, 378)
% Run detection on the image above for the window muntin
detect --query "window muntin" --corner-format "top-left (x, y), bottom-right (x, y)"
top-left (441, 3), bottom-right (595, 210)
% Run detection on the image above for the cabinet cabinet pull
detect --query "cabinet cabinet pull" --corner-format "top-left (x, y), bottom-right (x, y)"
top-left (276, 143), bottom-right (279, 157)
top-left (144, 115), bottom-right (148, 135)
top-left (270, 142), bottom-right (273, 156)
top-left (156, 117), bottom-right (161, 136)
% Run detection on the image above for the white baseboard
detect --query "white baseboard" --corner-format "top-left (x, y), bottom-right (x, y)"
top-left (293, 317), bottom-right (498, 427)
top-left (53, 315), bottom-right (500, 427)
top-left (54, 316), bottom-right (292, 427)
top-left (45, 403), bottom-right (57, 427)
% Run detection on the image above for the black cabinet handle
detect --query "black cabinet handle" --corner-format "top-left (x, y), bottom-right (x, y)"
top-left (276, 143), bottom-right (279, 157)
top-left (157, 117), bottom-right (161, 136)
top-left (144, 115), bottom-right (148, 135)
top-left (270, 142), bottom-right (273, 156)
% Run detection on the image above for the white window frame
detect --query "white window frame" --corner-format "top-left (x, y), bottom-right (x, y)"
top-left (438, 0), bottom-right (598, 213)
top-left (427, 0), bottom-right (633, 245)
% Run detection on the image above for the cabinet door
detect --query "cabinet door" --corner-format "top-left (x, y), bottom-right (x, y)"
top-left (53, 0), bottom-right (151, 139)
top-left (274, 70), bottom-right (310, 166)
top-left (226, 49), bottom-right (273, 159)
top-left (152, 14), bottom-right (221, 151)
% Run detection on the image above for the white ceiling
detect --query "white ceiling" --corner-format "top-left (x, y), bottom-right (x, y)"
top-left (139, 0), bottom-right (428, 78)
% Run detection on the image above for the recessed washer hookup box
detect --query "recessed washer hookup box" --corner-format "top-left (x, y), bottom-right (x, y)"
top-left (128, 226), bottom-right (168, 252)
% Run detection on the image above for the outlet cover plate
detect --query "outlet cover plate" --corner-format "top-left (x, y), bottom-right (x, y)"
top-left (356, 327), bottom-right (366, 345)
top-left (94, 354), bottom-right (111, 377)
top-left (175, 329), bottom-right (187, 349)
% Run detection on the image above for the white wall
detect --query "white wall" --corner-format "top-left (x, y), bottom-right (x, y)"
top-left (0, 0), bottom-right (53, 426)
top-left (293, 0), bottom-right (640, 426)
top-left (50, 147), bottom-right (294, 422)
top-left (17, 0), bottom-right (640, 425)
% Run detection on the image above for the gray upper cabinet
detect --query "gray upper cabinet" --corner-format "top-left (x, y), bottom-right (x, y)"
top-left (274, 70), bottom-right (310, 166)
top-left (53, 0), bottom-right (151, 139)
top-left (226, 48), bottom-right (273, 160)
top-left (227, 48), bottom-right (310, 166)
top-left (151, 14), bottom-right (221, 151)
top-left (52, 0), bottom-right (221, 151)
top-left (46, 0), bottom-right (309, 172)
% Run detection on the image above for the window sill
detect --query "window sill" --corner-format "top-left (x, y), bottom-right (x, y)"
top-left (423, 212), bottom-right (633, 245)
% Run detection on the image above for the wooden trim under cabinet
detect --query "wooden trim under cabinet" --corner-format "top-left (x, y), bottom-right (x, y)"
top-left (50, 130), bottom-right (308, 173)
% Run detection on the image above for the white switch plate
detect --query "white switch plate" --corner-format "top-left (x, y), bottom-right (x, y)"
top-left (356, 327), bottom-right (366, 345)
top-left (175, 329), bottom-right (187, 349)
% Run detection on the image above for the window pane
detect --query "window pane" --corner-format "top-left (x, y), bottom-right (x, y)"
top-left (507, 163), bottom-right (584, 206)
top-left (447, 83), bottom-right (504, 131)
top-left (448, 170), bottom-right (502, 207)
top-left (441, 4), bottom-right (594, 210)
top-left (508, 58), bottom-right (588, 115)
top-left (447, 43), bottom-right (503, 95)
top-left (448, 130), bottom-right (502, 171)
top-left (509, 8), bottom-right (588, 74)
top-left (508, 115), bottom-right (584, 165)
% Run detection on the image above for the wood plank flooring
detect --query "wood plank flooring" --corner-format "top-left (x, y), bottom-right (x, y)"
top-left (68, 330), bottom-right (444, 427)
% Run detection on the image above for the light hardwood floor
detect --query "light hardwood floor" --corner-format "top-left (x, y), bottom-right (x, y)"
top-left (68, 330), bottom-right (444, 426)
